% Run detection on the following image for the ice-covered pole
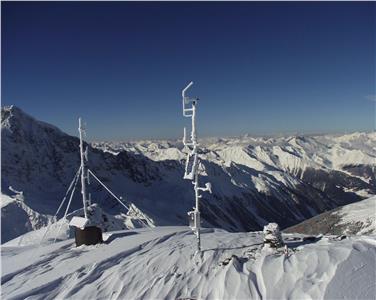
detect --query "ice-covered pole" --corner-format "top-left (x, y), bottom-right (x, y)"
top-left (194, 172), bottom-right (200, 250)
top-left (78, 117), bottom-right (88, 219)
top-left (182, 81), bottom-right (212, 253)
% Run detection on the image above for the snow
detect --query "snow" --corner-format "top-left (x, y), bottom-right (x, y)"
top-left (1, 194), bottom-right (15, 208)
top-left (4, 219), bottom-right (72, 247)
top-left (263, 222), bottom-right (284, 247)
top-left (69, 216), bottom-right (89, 229)
top-left (2, 104), bottom-right (375, 298)
top-left (94, 132), bottom-right (376, 175)
top-left (2, 105), bottom-right (376, 243)
top-left (284, 196), bottom-right (376, 236)
top-left (3, 202), bottom-right (153, 247)
top-left (2, 226), bottom-right (375, 299)
top-left (1, 193), bottom-right (52, 243)
top-left (324, 237), bottom-right (376, 300)
top-left (336, 196), bottom-right (376, 235)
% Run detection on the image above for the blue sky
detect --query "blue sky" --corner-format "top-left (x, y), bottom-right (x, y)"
top-left (2, 2), bottom-right (375, 140)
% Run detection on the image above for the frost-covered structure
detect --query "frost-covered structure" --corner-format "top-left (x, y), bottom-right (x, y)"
top-left (40, 118), bottom-right (150, 246)
top-left (263, 222), bottom-right (284, 248)
top-left (181, 82), bottom-right (212, 252)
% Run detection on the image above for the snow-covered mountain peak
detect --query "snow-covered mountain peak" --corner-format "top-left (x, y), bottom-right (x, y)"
top-left (1, 105), bottom-right (65, 138)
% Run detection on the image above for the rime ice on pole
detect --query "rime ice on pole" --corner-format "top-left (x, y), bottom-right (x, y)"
top-left (70, 118), bottom-right (103, 247)
top-left (181, 81), bottom-right (212, 253)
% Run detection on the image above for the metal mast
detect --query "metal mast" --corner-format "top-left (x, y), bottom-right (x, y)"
top-left (78, 117), bottom-right (88, 219)
top-left (40, 117), bottom-right (152, 247)
top-left (182, 81), bottom-right (212, 253)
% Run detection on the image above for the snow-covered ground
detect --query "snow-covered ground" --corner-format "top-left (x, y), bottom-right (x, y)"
top-left (4, 202), bottom-right (153, 247)
top-left (2, 226), bottom-right (375, 299)
top-left (0, 190), bottom-right (135, 246)
top-left (337, 196), bottom-right (376, 235)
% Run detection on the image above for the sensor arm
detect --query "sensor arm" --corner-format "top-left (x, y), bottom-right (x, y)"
top-left (182, 81), bottom-right (194, 98)
top-left (182, 81), bottom-right (195, 117)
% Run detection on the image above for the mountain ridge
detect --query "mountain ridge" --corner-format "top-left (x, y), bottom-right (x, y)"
top-left (285, 196), bottom-right (376, 235)
top-left (1, 105), bottom-right (375, 243)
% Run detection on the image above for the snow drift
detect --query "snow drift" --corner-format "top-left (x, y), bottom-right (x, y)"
top-left (2, 227), bottom-right (375, 299)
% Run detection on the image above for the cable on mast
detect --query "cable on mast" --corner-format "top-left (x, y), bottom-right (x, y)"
top-left (38, 165), bottom-right (81, 246)
top-left (87, 169), bottom-right (151, 228)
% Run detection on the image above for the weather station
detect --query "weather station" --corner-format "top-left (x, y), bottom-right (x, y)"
top-left (181, 81), bottom-right (212, 253)
top-left (40, 118), bottom-right (142, 247)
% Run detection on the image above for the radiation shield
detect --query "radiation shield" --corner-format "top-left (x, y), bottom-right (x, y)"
top-left (184, 152), bottom-right (198, 180)
top-left (187, 210), bottom-right (200, 232)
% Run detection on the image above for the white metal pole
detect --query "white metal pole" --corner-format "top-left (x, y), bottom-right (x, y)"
top-left (191, 102), bottom-right (197, 144)
top-left (194, 172), bottom-right (201, 252)
top-left (191, 100), bottom-right (200, 251)
top-left (78, 118), bottom-right (88, 219)
top-left (181, 82), bottom-right (211, 253)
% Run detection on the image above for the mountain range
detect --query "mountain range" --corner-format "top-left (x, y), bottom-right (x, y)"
top-left (1, 105), bottom-right (375, 243)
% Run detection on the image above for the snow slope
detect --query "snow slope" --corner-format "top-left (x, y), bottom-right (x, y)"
top-left (337, 196), bottom-right (376, 234)
top-left (1, 193), bottom-right (51, 243)
top-left (2, 227), bottom-right (375, 299)
top-left (0, 190), bottom-right (152, 244)
top-left (285, 196), bottom-right (376, 235)
top-left (2, 105), bottom-right (376, 243)
top-left (4, 202), bottom-right (154, 247)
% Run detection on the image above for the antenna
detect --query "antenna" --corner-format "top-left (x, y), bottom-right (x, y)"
top-left (67, 118), bottom-right (103, 247)
top-left (181, 81), bottom-right (212, 253)
top-left (41, 118), bottom-right (150, 247)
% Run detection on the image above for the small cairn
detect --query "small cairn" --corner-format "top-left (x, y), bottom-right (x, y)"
top-left (263, 223), bottom-right (284, 249)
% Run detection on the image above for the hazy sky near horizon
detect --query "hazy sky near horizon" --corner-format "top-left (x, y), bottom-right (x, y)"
top-left (2, 2), bottom-right (375, 140)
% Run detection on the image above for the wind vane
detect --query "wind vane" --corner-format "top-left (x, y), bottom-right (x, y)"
top-left (182, 81), bottom-right (212, 253)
